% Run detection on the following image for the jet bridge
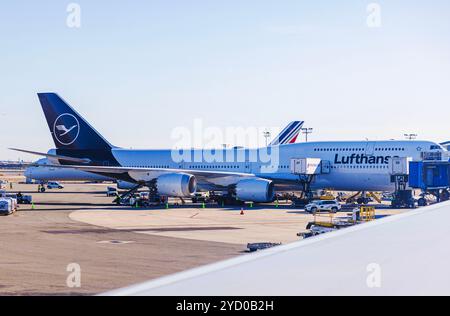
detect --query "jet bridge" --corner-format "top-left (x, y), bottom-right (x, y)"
top-left (387, 155), bottom-right (450, 208)
top-left (409, 160), bottom-right (450, 205)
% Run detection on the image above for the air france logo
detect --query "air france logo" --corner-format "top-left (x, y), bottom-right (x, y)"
top-left (53, 113), bottom-right (80, 145)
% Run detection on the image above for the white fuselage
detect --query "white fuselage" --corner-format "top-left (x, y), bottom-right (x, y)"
top-left (25, 158), bottom-right (112, 182)
top-left (109, 140), bottom-right (445, 192)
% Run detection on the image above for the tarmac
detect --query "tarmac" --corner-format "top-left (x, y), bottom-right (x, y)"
top-left (0, 181), bottom-right (405, 295)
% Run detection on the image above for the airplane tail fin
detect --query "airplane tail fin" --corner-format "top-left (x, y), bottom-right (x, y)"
top-left (38, 93), bottom-right (115, 151)
top-left (269, 121), bottom-right (304, 146)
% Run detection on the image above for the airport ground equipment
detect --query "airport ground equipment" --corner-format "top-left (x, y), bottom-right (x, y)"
top-left (0, 191), bottom-right (18, 215)
top-left (299, 211), bottom-right (353, 238)
top-left (191, 192), bottom-right (213, 204)
top-left (247, 243), bottom-right (282, 252)
top-left (367, 192), bottom-right (382, 204)
top-left (337, 191), bottom-right (361, 203)
top-left (346, 191), bottom-right (379, 205)
top-left (106, 186), bottom-right (117, 197)
top-left (356, 192), bottom-right (370, 205)
top-left (113, 183), bottom-right (146, 205)
top-left (300, 206), bottom-right (376, 238)
top-left (37, 183), bottom-right (46, 193)
top-left (313, 190), bottom-right (335, 200)
top-left (290, 158), bottom-right (330, 205)
top-left (391, 187), bottom-right (415, 209)
top-left (305, 200), bottom-right (341, 213)
top-left (0, 198), bottom-right (16, 215)
top-left (409, 161), bottom-right (450, 206)
top-left (5, 193), bottom-right (32, 204)
top-left (388, 157), bottom-right (416, 208)
top-left (209, 191), bottom-right (246, 206)
top-left (359, 206), bottom-right (376, 222)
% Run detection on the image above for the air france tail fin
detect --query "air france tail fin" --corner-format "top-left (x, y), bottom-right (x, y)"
top-left (269, 121), bottom-right (304, 146)
top-left (38, 93), bottom-right (115, 151)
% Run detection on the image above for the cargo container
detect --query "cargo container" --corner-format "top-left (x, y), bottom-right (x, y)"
top-left (0, 198), bottom-right (16, 215)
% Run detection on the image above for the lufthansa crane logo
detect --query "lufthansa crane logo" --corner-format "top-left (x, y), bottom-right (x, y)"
top-left (53, 113), bottom-right (80, 146)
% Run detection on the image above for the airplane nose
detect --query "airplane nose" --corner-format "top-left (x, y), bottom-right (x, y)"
top-left (24, 168), bottom-right (32, 179)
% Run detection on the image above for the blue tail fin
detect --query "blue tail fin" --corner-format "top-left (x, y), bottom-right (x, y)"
top-left (269, 121), bottom-right (304, 146)
top-left (38, 93), bottom-right (115, 151)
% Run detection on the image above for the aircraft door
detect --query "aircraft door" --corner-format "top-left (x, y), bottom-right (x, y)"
top-left (365, 142), bottom-right (375, 156)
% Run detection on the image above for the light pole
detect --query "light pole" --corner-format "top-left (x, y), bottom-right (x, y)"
top-left (301, 128), bottom-right (313, 142)
top-left (404, 133), bottom-right (418, 140)
top-left (263, 130), bottom-right (271, 147)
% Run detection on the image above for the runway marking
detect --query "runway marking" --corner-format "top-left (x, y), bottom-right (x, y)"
top-left (135, 226), bottom-right (241, 232)
top-left (43, 226), bottom-right (241, 235)
top-left (97, 240), bottom-right (135, 245)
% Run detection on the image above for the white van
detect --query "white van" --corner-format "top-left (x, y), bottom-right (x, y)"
top-left (47, 181), bottom-right (64, 189)
top-left (305, 200), bottom-right (342, 213)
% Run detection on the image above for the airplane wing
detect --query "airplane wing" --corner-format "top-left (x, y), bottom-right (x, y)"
top-left (10, 148), bottom-right (91, 164)
top-left (104, 201), bottom-right (450, 296)
top-left (28, 163), bottom-right (256, 187)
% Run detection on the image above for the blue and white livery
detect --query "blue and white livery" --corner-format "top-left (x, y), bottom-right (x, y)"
top-left (12, 93), bottom-right (447, 202)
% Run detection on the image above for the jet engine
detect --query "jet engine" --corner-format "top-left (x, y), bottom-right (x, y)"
top-left (235, 178), bottom-right (275, 202)
top-left (156, 173), bottom-right (197, 197)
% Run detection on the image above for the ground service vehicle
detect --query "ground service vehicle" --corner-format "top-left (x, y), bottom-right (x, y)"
top-left (47, 181), bottom-right (64, 189)
top-left (305, 200), bottom-right (341, 213)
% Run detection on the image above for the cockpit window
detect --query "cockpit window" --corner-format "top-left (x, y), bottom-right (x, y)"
top-left (430, 145), bottom-right (442, 150)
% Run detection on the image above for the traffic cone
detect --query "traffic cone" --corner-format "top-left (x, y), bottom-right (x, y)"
top-left (275, 200), bottom-right (279, 208)
top-left (31, 202), bottom-right (35, 210)
top-left (202, 202), bottom-right (206, 209)
top-left (240, 208), bottom-right (244, 215)
top-left (165, 203), bottom-right (169, 209)
top-left (250, 202), bottom-right (253, 208)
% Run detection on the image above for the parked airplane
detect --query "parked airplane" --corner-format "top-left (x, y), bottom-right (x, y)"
top-left (23, 121), bottom-right (304, 189)
top-left (12, 93), bottom-right (447, 203)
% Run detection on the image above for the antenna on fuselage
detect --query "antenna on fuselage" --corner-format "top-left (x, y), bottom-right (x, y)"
top-left (301, 128), bottom-right (313, 142)
top-left (404, 133), bottom-right (418, 140)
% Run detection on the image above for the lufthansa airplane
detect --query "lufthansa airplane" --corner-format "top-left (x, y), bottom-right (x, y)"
top-left (12, 93), bottom-right (447, 202)
top-left (23, 121), bottom-right (305, 188)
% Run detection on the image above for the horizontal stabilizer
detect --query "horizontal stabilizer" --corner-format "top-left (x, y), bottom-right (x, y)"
top-left (9, 148), bottom-right (91, 164)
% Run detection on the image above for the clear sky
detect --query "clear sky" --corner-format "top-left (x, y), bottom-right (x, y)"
top-left (1, 1), bottom-right (449, 160)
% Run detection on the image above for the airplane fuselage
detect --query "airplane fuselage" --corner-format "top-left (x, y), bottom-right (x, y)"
top-left (107, 140), bottom-right (444, 192)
